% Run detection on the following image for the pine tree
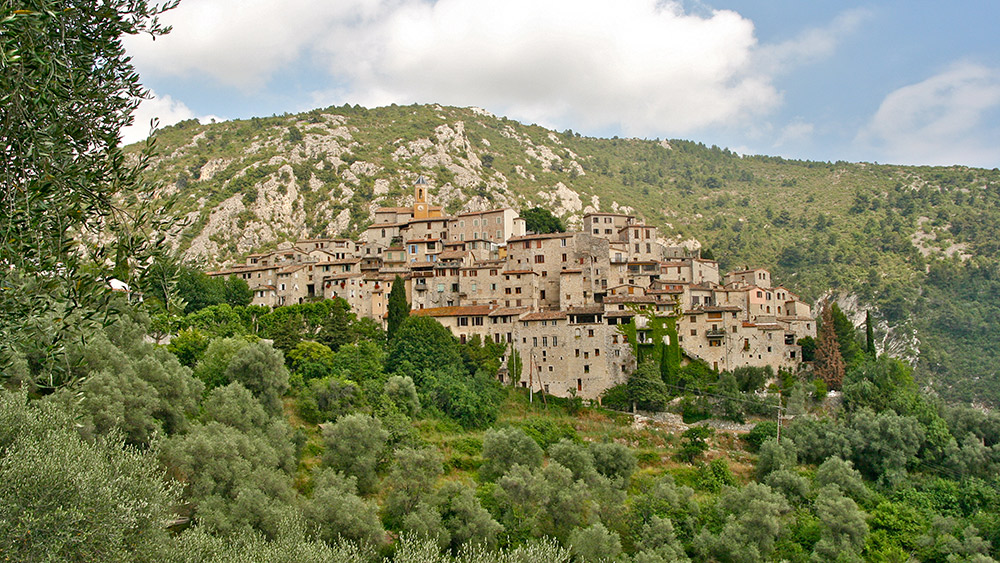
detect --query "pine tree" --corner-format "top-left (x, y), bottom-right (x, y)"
top-left (815, 305), bottom-right (845, 390)
top-left (387, 275), bottom-right (409, 343)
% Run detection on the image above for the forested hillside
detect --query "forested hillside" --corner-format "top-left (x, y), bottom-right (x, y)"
top-left (6, 295), bottom-right (1000, 562)
top-left (134, 105), bottom-right (1000, 405)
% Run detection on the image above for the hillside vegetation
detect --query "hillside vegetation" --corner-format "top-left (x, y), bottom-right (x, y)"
top-left (7, 296), bottom-right (1000, 562)
top-left (133, 104), bottom-right (1000, 405)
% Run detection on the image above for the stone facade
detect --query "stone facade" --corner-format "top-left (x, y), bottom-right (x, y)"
top-left (208, 179), bottom-right (815, 399)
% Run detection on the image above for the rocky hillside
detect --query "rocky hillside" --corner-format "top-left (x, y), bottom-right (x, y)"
top-left (131, 103), bottom-right (1000, 406)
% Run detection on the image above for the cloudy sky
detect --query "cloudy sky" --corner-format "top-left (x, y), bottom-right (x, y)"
top-left (123, 0), bottom-right (1000, 168)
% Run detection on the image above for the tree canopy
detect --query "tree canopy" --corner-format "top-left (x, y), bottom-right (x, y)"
top-left (521, 207), bottom-right (566, 234)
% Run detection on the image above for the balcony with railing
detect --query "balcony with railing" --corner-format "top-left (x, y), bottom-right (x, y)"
top-left (706, 329), bottom-right (726, 339)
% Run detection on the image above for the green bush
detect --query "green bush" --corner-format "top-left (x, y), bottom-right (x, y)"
top-left (743, 421), bottom-right (779, 452)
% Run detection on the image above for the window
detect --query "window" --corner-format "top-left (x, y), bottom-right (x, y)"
top-left (458, 317), bottom-right (469, 327)
top-left (588, 329), bottom-right (595, 337)
top-left (562, 253), bottom-right (567, 262)
top-left (497, 230), bottom-right (502, 238)
top-left (470, 282), bottom-right (477, 292)
top-left (709, 340), bottom-right (721, 347)
top-left (584, 352), bottom-right (589, 359)
top-left (560, 238), bottom-right (567, 247)
top-left (595, 349), bottom-right (600, 357)
top-left (473, 219), bottom-right (479, 226)
top-left (542, 337), bottom-right (548, 346)
top-left (515, 287), bottom-right (522, 294)
top-left (690, 329), bottom-right (697, 336)
top-left (437, 283), bottom-right (444, 292)
top-left (534, 255), bottom-right (545, 263)
top-left (533, 337), bottom-right (538, 347)
top-left (552, 336), bottom-right (558, 346)
top-left (584, 365), bottom-right (590, 374)
top-left (577, 379), bottom-right (582, 391)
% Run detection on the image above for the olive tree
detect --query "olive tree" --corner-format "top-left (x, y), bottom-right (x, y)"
top-left (0, 0), bottom-right (178, 389)
top-left (321, 414), bottom-right (388, 494)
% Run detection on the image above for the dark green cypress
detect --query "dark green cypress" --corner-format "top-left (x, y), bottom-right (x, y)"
top-left (386, 275), bottom-right (409, 343)
top-left (866, 310), bottom-right (876, 358)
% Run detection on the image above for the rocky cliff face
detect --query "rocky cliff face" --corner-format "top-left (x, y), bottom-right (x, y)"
top-left (142, 105), bottom-right (632, 268)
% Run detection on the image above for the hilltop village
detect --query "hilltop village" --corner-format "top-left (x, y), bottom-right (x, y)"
top-left (210, 178), bottom-right (816, 399)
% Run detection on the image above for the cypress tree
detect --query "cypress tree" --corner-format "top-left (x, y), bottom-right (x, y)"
top-left (387, 275), bottom-right (409, 342)
top-left (865, 311), bottom-right (876, 358)
top-left (815, 305), bottom-right (845, 390)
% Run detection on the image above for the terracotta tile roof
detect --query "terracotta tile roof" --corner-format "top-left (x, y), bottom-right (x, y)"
top-left (503, 269), bottom-right (538, 275)
top-left (521, 310), bottom-right (568, 321)
top-left (700, 305), bottom-right (743, 312)
top-left (438, 250), bottom-right (468, 260)
top-left (559, 268), bottom-right (583, 274)
top-left (565, 305), bottom-right (605, 315)
top-left (605, 310), bottom-right (636, 318)
top-left (456, 208), bottom-right (510, 217)
top-left (207, 265), bottom-right (273, 276)
top-left (582, 212), bottom-right (634, 218)
top-left (604, 295), bottom-right (656, 304)
top-left (488, 307), bottom-right (530, 317)
top-left (508, 233), bottom-right (574, 242)
top-left (411, 305), bottom-right (495, 317)
top-left (315, 258), bottom-right (360, 265)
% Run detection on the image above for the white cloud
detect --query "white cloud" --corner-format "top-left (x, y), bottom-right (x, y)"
top-left (859, 63), bottom-right (1000, 167)
top-left (124, 0), bottom-right (385, 91)
top-left (317, 0), bottom-right (777, 135)
top-left (121, 91), bottom-right (222, 146)
top-left (125, 1), bottom-right (863, 138)
top-left (775, 120), bottom-right (815, 147)
top-left (753, 9), bottom-right (869, 75)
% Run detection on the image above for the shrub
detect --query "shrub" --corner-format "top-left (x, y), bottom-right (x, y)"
top-left (480, 427), bottom-right (544, 482)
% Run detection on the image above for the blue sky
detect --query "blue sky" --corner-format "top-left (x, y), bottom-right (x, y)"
top-left (123, 0), bottom-right (1000, 168)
